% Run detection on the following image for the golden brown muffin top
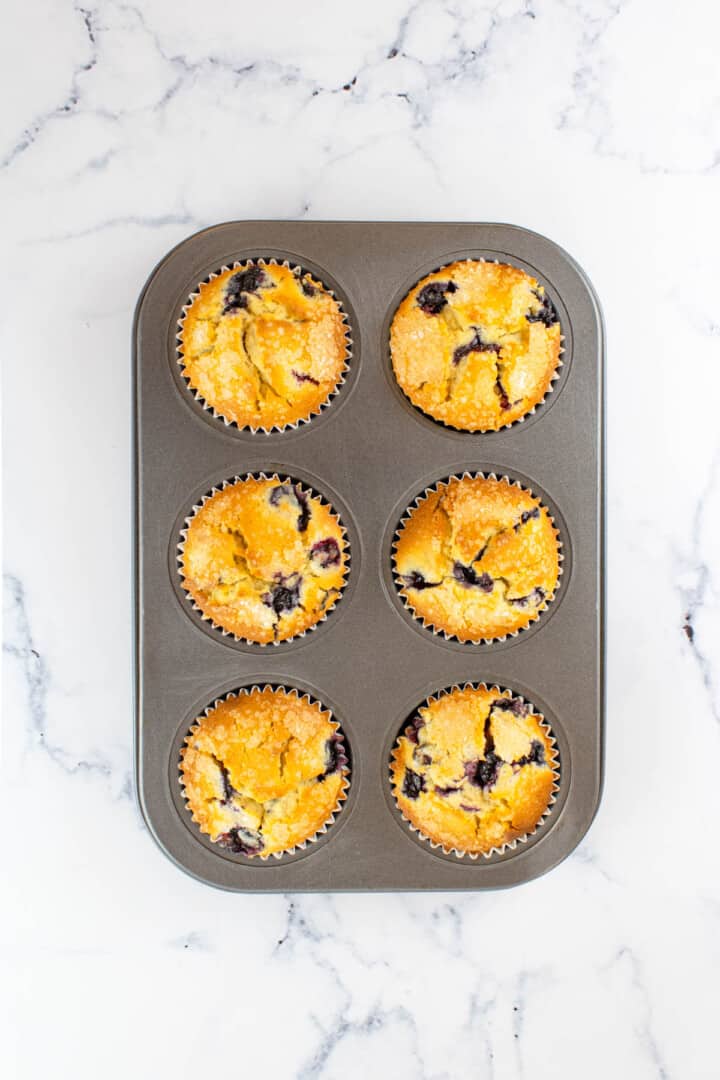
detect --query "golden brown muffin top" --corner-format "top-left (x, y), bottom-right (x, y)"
top-left (390, 260), bottom-right (562, 431)
top-left (179, 262), bottom-right (348, 431)
top-left (180, 475), bottom-right (348, 644)
top-left (394, 475), bottom-right (560, 642)
top-left (180, 687), bottom-right (349, 858)
top-left (391, 685), bottom-right (557, 856)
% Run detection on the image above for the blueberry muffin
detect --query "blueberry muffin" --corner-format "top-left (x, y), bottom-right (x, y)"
top-left (179, 262), bottom-right (348, 430)
top-left (394, 475), bottom-right (560, 642)
top-left (390, 260), bottom-right (561, 431)
top-left (180, 475), bottom-right (348, 643)
top-left (181, 687), bottom-right (349, 858)
top-left (391, 685), bottom-right (557, 856)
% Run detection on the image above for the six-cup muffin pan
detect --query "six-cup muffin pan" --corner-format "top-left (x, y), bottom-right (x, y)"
top-left (133, 221), bottom-right (604, 891)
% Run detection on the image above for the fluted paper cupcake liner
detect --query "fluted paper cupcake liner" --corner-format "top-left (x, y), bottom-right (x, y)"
top-left (390, 682), bottom-right (560, 860)
top-left (176, 258), bottom-right (352, 433)
top-left (392, 471), bottom-right (563, 646)
top-left (179, 685), bottom-right (350, 861)
top-left (177, 472), bottom-right (350, 647)
top-left (391, 257), bottom-right (565, 433)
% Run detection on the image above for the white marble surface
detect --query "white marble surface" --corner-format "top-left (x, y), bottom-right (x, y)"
top-left (2, 0), bottom-right (720, 1076)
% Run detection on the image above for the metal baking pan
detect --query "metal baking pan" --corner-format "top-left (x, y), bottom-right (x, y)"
top-left (133, 221), bottom-right (604, 891)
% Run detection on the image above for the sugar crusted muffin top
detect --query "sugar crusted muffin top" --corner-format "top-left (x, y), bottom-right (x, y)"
top-left (181, 687), bottom-right (349, 858)
top-left (394, 475), bottom-right (560, 642)
top-left (391, 685), bottom-right (557, 856)
top-left (179, 262), bottom-right (348, 430)
top-left (180, 475), bottom-right (348, 644)
top-left (390, 260), bottom-right (561, 431)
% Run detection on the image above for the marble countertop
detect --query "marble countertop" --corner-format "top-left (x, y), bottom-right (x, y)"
top-left (3, 1), bottom-right (719, 1077)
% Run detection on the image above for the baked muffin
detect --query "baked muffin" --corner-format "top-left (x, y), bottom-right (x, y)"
top-left (179, 261), bottom-right (348, 430)
top-left (181, 687), bottom-right (349, 858)
top-left (390, 260), bottom-right (561, 431)
top-left (394, 474), bottom-right (560, 642)
top-left (391, 685), bottom-right (557, 856)
top-left (180, 475), bottom-right (348, 644)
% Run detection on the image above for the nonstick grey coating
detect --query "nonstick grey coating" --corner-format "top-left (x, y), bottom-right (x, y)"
top-left (133, 221), bottom-right (604, 891)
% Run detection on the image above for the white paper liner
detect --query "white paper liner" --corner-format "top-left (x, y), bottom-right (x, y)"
top-left (392, 471), bottom-right (563, 646)
top-left (390, 682), bottom-right (560, 860)
top-left (176, 258), bottom-right (352, 433)
top-left (177, 472), bottom-right (351, 647)
top-left (179, 685), bottom-right (350, 861)
top-left (390, 257), bottom-right (565, 433)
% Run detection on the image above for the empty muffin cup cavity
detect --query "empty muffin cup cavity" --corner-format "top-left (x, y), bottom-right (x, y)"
top-left (390, 683), bottom-right (559, 859)
top-left (177, 258), bottom-right (352, 432)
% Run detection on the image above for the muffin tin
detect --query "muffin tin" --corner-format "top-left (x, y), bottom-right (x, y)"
top-left (133, 221), bottom-right (604, 890)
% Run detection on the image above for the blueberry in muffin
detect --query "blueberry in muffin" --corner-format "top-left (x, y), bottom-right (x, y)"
top-left (391, 684), bottom-right (557, 856)
top-left (181, 687), bottom-right (349, 858)
top-left (394, 474), bottom-right (560, 642)
top-left (179, 261), bottom-right (348, 430)
top-left (390, 260), bottom-right (561, 431)
top-left (180, 475), bottom-right (348, 644)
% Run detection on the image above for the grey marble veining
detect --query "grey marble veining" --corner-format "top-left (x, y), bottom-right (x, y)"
top-left (2, 1), bottom-right (720, 1077)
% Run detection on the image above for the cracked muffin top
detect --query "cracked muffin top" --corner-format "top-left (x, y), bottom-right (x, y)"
top-left (179, 262), bottom-right (348, 430)
top-left (390, 260), bottom-right (562, 431)
top-left (181, 687), bottom-right (349, 858)
top-left (394, 475), bottom-right (560, 642)
top-left (391, 685), bottom-right (557, 856)
top-left (180, 476), bottom-right (348, 644)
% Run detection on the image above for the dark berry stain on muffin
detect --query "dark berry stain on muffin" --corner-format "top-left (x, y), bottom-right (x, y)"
top-left (218, 826), bottom-right (265, 856)
top-left (508, 587), bottom-right (545, 608)
top-left (300, 278), bottom-right (317, 298)
top-left (416, 280), bottom-right (457, 316)
top-left (264, 579), bottom-right (302, 617)
top-left (463, 710), bottom-right (501, 790)
top-left (453, 328), bottom-right (501, 365)
top-left (465, 752), bottom-right (501, 790)
top-left (223, 267), bottom-right (270, 313)
top-left (405, 718), bottom-right (424, 744)
top-left (402, 570), bottom-right (440, 590)
top-left (213, 756), bottom-right (236, 803)
top-left (463, 709), bottom-right (543, 791)
top-left (292, 369), bottom-right (319, 385)
top-left (311, 537), bottom-right (341, 568)
top-left (322, 736), bottom-right (343, 777)
top-left (402, 768), bottom-right (425, 799)
top-left (269, 482), bottom-right (293, 507)
top-left (269, 483), bottom-right (311, 532)
top-left (295, 488), bottom-right (311, 532)
top-left (513, 740), bottom-right (545, 767)
top-left (515, 508), bottom-right (540, 530)
top-left (492, 697), bottom-right (529, 717)
top-left (453, 562), bottom-right (494, 591)
top-left (494, 375), bottom-right (511, 410)
top-left (526, 289), bottom-right (558, 327)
